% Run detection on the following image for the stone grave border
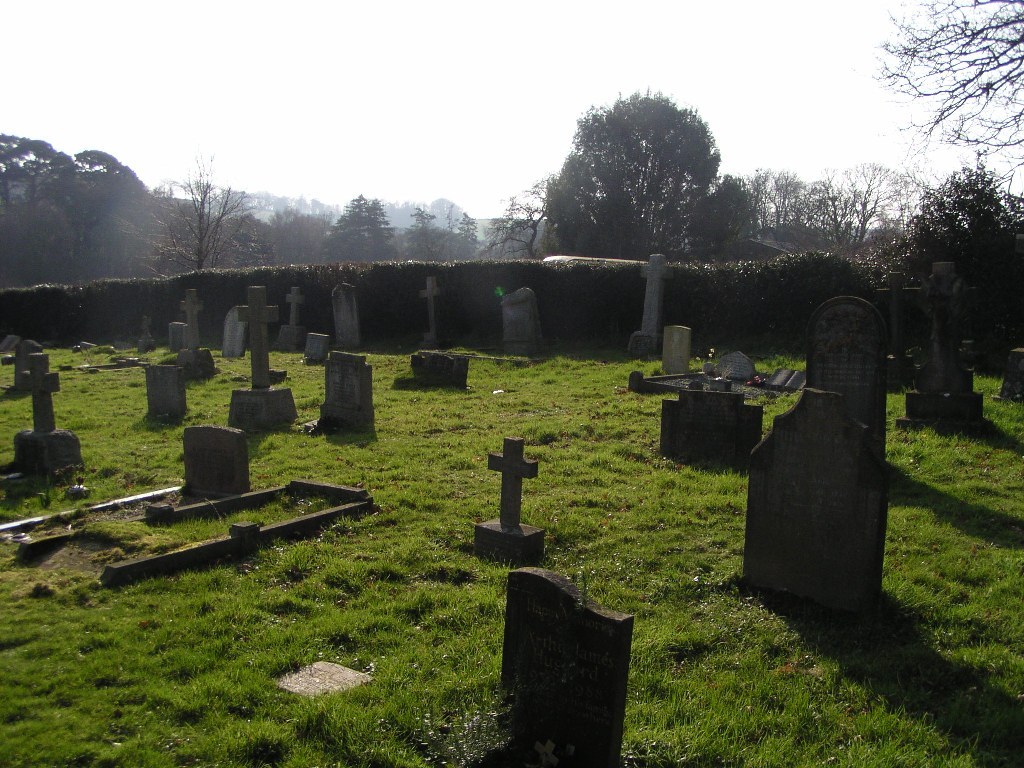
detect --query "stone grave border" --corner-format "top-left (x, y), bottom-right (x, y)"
top-left (628, 370), bottom-right (778, 398)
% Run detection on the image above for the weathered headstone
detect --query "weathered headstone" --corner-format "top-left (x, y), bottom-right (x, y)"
top-left (875, 271), bottom-right (918, 390)
top-left (228, 286), bottom-right (297, 430)
top-left (501, 287), bottom-right (542, 356)
top-left (662, 325), bottom-right (691, 374)
top-left (275, 287), bottom-right (306, 351)
top-left (168, 322), bottom-right (187, 352)
top-left (10, 339), bottom-right (43, 391)
top-left (221, 307), bottom-right (248, 358)
top-left (502, 567), bottom-right (633, 768)
top-left (996, 348), bottom-right (1024, 401)
top-left (331, 283), bottom-right (361, 350)
top-left (317, 352), bottom-right (374, 431)
top-left (304, 333), bottom-right (331, 364)
top-left (744, 389), bottom-right (888, 612)
top-left (0, 335), bottom-right (20, 354)
top-left (182, 425), bottom-right (250, 497)
top-left (765, 368), bottom-right (805, 392)
top-left (717, 351), bottom-right (755, 381)
top-left (180, 289), bottom-right (203, 349)
top-left (410, 351), bottom-right (468, 388)
top-left (660, 389), bottom-right (763, 467)
top-left (137, 316), bottom-right (156, 353)
top-left (806, 297), bottom-right (887, 455)
top-left (475, 437), bottom-right (543, 562)
top-left (176, 347), bottom-right (216, 380)
top-left (145, 365), bottom-right (187, 419)
top-left (419, 276), bottom-right (442, 348)
top-left (628, 253), bottom-right (673, 357)
top-left (12, 353), bottom-right (83, 476)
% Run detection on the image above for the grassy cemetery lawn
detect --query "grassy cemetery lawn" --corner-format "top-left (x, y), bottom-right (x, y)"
top-left (1, 346), bottom-right (1022, 767)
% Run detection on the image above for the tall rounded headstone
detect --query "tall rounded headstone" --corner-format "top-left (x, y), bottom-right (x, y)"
top-left (662, 325), bottom-right (691, 374)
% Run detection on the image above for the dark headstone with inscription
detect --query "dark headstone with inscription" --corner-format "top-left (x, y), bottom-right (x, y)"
top-left (332, 283), bottom-right (361, 350)
top-left (410, 351), bottom-right (468, 388)
top-left (502, 568), bottom-right (633, 768)
top-left (996, 348), bottom-right (1024, 401)
top-left (806, 297), bottom-right (887, 455)
top-left (145, 365), bottom-right (186, 419)
top-left (660, 389), bottom-right (763, 467)
top-left (304, 333), bottom-right (331, 364)
top-left (744, 389), bottom-right (888, 612)
top-left (168, 322), bottom-right (187, 352)
top-left (183, 425), bottom-right (250, 497)
top-left (317, 351), bottom-right (374, 431)
top-left (475, 437), bottom-right (543, 562)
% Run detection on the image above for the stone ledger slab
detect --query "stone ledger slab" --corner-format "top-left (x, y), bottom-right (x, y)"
top-left (277, 662), bottom-right (371, 696)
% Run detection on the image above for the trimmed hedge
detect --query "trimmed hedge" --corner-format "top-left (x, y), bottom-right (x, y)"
top-left (0, 255), bottom-right (889, 353)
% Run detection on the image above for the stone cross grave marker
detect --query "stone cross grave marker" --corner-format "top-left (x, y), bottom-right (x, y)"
top-left (222, 307), bottom-right (247, 358)
top-left (419, 276), bottom-right (441, 347)
top-left (474, 437), bottom-right (543, 562)
top-left (237, 286), bottom-right (279, 389)
top-left (875, 271), bottom-right (919, 390)
top-left (180, 289), bottom-right (203, 350)
top-left (660, 389), bottom-right (763, 468)
top-left (275, 286), bottom-right (306, 351)
top-left (318, 351), bottom-right (374, 431)
top-left (332, 283), bottom-right (361, 349)
top-left (13, 353), bottom-right (83, 475)
top-left (806, 296), bottom-right (887, 456)
top-left (628, 253), bottom-right (672, 357)
top-left (502, 286), bottom-right (542, 356)
top-left (145, 365), bottom-right (187, 419)
top-left (23, 353), bottom-right (60, 433)
top-left (502, 567), bottom-right (634, 768)
top-left (285, 286), bottom-right (304, 326)
top-left (744, 389), bottom-right (888, 612)
top-left (183, 425), bottom-right (250, 497)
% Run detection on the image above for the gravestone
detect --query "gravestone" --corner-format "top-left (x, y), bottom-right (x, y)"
top-left (275, 286), bottom-right (306, 351)
top-left (221, 307), bottom-right (248, 358)
top-left (277, 662), bottom-right (371, 696)
top-left (502, 567), bottom-right (633, 768)
top-left (410, 351), bottom-right (468, 388)
top-left (806, 297), bottom-right (887, 455)
top-left (875, 271), bottom-right (918, 390)
top-left (145, 365), bottom-right (187, 419)
top-left (168, 322), bottom-right (187, 352)
top-left (182, 425), bottom-right (250, 497)
top-left (660, 389), bottom-right (763, 467)
top-left (501, 287), bottom-right (542, 356)
top-left (898, 262), bottom-right (986, 431)
top-left (317, 351), bottom-right (374, 431)
top-left (419, 276), bottom-right (442, 348)
top-left (304, 333), bottom-right (331, 364)
top-left (717, 351), bottom-right (755, 381)
top-left (765, 368), bottom-right (805, 392)
top-left (137, 316), bottom-right (156, 353)
top-left (332, 283), bottom-right (361, 350)
top-left (10, 339), bottom-right (43, 391)
top-left (0, 335), bottom-right (20, 353)
top-left (228, 286), bottom-right (297, 430)
top-left (474, 437), bottom-right (543, 562)
top-left (662, 325), bottom-right (691, 375)
top-left (628, 253), bottom-right (673, 357)
top-left (12, 353), bottom-right (83, 476)
top-left (996, 348), bottom-right (1024, 401)
top-left (180, 289), bottom-right (203, 349)
top-left (744, 389), bottom-right (888, 612)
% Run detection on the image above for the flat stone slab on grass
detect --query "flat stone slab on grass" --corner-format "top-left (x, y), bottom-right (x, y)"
top-left (277, 662), bottom-right (371, 696)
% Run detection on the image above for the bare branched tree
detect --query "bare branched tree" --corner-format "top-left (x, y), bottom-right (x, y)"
top-left (882, 0), bottom-right (1024, 161)
top-left (486, 178), bottom-right (550, 259)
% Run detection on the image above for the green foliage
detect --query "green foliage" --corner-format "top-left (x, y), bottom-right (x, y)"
top-left (323, 195), bottom-right (398, 263)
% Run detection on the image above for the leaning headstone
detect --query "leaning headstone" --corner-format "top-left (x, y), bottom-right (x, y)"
top-left (317, 352), bottom-right (374, 431)
top-left (744, 389), bottom-right (888, 612)
top-left (996, 348), bottom-right (1024, 401)
top-left (275, 287), bottom-right (306, 351)
top-left (410, 351), bottom-right (468, 388)
top-left (304, 333), bottom-right (331, 364)
top-left (228, 286), bottom-right (298, 431)
top-left (137, 316), bottom-right (156, 353)
top-left (11, 339), bottom-right (43, 391)
top-left (332, 283), bottom-right (361, 350)
top-left (0, 335), bottom-right (20, 354)
top-left (628, 253), bottom-right (673, 357)
top-left (145, 365), bottom-right (187, 419)
top-left (182, 425), bottom-right (250, 497)
top-left (765, 368), bottom-right (805, 392)
top-left (168, 322), bottom-right (187, 352)
top-left (717, 351), bottom-right (755, 381)
top-left (502, 567), bottom-right (633, 768)
top-left (502, 287), bottom-right (542, 356)
top-left (475, 438), bottom-right (543, 562)
top-left (221, 307), bottom-right (248, 358)
top-left (662, 325), bottom-right (691, 374)
top-left (660, 389), bottom-right (763, 467)
top-left (419, 276), bottom-right (442, 348)
top-left (12, 353), bottom-right (83, 476)
top-left (806, 297), bottom-right (888, 455)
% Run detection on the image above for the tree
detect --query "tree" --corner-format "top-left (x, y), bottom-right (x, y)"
top-left (404, 206), bottom-right (445, 261)
top-left (487, 178), bottom-right (550, 259)
top-left (690, 175), bottom-right (754, 256)
top-left (322, 195), bottom-right (396, 262)
top-left (547, 92), bottom-right (721, 259)
top-left (882, 0), bottom-right (1024, 163)
top-left (268, 209), bottom-right (331, 264)
top-left (156, 157), bottom-right (250, 271)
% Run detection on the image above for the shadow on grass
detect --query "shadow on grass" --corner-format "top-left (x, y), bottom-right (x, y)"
top-left (753, 587), bottom-right (1024, 765)
top-left (392, 376), bottom-right (470, 392)
top-left (136, 415), bottom-right (183, 433)
top-left (890, 466), bottom-right (1024, 549)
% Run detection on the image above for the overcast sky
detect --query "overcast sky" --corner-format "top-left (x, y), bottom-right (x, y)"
top-left (7, 0), bottom-right (980, 216)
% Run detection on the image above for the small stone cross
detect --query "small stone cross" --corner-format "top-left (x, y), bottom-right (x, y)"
top-left (488, 437), bottom-right (538, 530)
top-left (180, 289), bottom-right (203, 349)
top-left (21, 353), bottom-right (60, 433)
top-left (237, 286), bottom-right (279, 389)
top-left (285, 286), bottom-right (304, 326)
top-left (419, 276), bottom-right (441, 347)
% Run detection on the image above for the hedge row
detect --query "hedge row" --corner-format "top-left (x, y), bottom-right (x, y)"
top-left (0, 255), bottom-right (897, 354)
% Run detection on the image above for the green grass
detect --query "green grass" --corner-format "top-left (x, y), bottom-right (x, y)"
top-left (1, 345), bottom-right (1022, 767)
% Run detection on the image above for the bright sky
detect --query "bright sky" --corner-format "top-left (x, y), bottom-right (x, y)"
top-left (7, 0), bottom-right (980, 216)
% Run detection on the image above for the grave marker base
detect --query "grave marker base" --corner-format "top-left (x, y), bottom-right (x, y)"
top-left (897, 391), bottom-right (991, 435)
top-left (474, 520), bottom-right (545, 563)
top-left (627, 331), bottom-right (657, 358)
top-left (228, 388), bottom-right (298, 430)
top-left (12, 429), bottom-right (83, 476)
